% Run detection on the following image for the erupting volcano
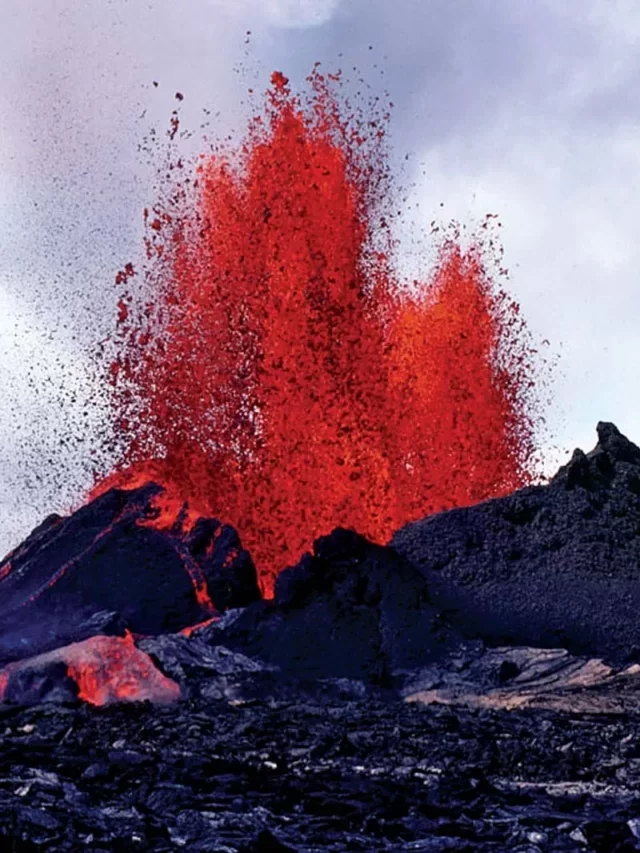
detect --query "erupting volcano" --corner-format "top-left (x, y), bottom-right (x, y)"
top-left (94, 68), bottom-right (544, 594)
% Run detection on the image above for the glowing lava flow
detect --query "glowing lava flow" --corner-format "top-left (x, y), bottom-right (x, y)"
top-left (97, 69), bottom-right (546, 594)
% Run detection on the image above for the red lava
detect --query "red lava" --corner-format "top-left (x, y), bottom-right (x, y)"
top-left (97, 68), bottom-right (545, 595)
top-left (0, 633), bottom-right (181, 706)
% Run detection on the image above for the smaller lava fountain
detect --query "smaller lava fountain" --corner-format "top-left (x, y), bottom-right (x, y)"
top-left (96, 68), bottom-right (545, 594)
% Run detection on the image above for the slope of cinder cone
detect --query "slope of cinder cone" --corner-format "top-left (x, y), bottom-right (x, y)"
top-left (204, 528), bottom-right (460, 684)
top-left (392, 422), bottom-right (640, 662)
top-left (0, 484), bottom-right (259, 663)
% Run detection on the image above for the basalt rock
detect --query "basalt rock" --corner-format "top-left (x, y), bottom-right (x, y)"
top-left (4, 425), bottom-right (640, 847)
top-left (393, 422), bottom-right (640, 662)
top-left (0, 483), bottom-right (260, 663)
top-left (204, 527), bottom-right (460, 685)
top-left (1, 693), bottom-right (640, 851)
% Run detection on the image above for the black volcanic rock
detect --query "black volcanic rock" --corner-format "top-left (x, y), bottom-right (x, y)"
top-left (3, 693), bottom-right (640, 851)
top-left (205, 527), bottom-right (459, 684)
top-left (392, 422), bottom-right (640, 662)
top-left (0, 483), bottom-right (259, 663)
top-left (3, 659), bottom-right (79, 705)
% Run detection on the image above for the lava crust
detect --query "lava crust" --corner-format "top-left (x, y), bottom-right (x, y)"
top-left (201, 527), bottom-right (460, 685)
top-left (393, 422), bottom-right (640, 662)
top-left (1, 696), bottom-right (640, 851)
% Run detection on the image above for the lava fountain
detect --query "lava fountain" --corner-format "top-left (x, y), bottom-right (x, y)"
top-left (93, 68), bottom-right (546, 594)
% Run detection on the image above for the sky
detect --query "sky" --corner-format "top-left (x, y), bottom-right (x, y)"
top-left (1, 0), bottom-right (639, 554)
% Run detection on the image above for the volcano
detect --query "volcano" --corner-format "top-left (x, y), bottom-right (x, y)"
top-left (394, 421), bottom-right (640, 662)
top-left (0, 482), bottom-right (259, 667)
top-left (9, 69), bottom-right (640, 852)
top-left (3, 426), bottom-right (640, 849)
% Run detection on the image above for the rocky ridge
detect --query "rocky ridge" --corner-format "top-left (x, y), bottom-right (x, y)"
top-left (393, 422), bottom-right (640, 661)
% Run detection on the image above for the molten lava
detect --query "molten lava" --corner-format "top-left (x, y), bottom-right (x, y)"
top-left (97, 68), bottom-right (545, 594)
top-left (0, 633), bottom-right (181, 706)
top-left (65, 633), bottom-right (180, 705)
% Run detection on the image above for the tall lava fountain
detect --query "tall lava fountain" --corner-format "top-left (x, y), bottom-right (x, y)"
top-left (94, 69), bottom-right (545, 594)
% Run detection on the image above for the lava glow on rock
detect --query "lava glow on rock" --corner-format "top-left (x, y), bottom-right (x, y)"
top-left (95, 69), bottom-right (545, 594)
top-left (0, 633), bottom-right (181, 707)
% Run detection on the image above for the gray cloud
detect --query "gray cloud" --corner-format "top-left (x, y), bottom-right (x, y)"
top-left (270, 2), bottom-right (597, 137)
top-left (223, 0), bottom-right (344, 28)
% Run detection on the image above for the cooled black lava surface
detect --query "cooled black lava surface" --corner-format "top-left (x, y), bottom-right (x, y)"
top-left (0, 484), bottom-right (259, 664)
top-left (203, 528), bottom-right (459, 684)
top-left (1, 696), bottom-right (640, 851)
top-left (393, 422), bottom-right (640, 662)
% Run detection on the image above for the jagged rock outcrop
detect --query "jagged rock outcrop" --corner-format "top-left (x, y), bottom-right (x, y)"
top-left (393, 422), bottom-right (640, 661)
top-left (202, 527), bottom-right (460, 684)
top-left (0, 483), bottom-right (259, 663)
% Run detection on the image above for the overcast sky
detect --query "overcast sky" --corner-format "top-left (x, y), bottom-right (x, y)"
top-left (1, 0), bottom-right (639, 554)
